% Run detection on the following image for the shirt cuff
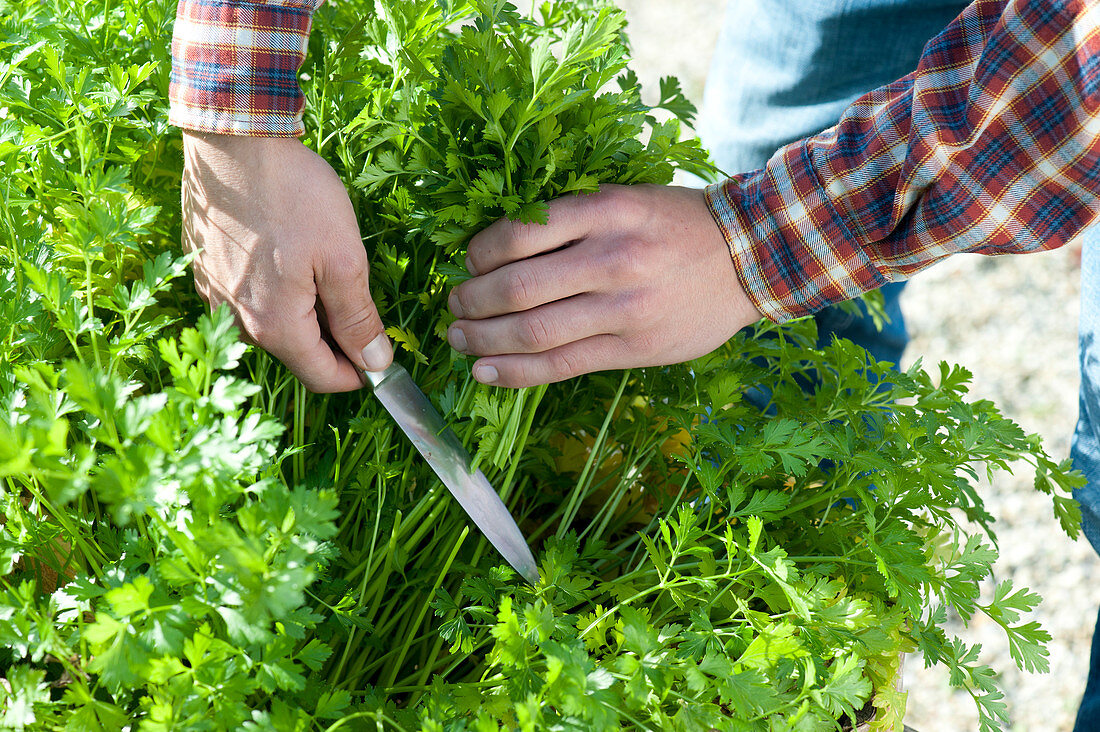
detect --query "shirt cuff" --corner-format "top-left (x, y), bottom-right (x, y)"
top-left (169, 0), bottom-right (317, 137)
top-left (704, 138), bottom-right (889, 323)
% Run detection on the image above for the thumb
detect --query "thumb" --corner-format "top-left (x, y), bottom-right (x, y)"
top-left (316, 252), bottom-right (393, 373)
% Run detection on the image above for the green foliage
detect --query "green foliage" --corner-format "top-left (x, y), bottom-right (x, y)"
top-left (0, 0), bottom-right (1084, 730)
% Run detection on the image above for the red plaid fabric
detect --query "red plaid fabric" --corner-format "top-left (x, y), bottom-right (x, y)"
top-left (169, 0), bottom-right (324, 137)
top-left (706, 0), bottom-right (1100, 322)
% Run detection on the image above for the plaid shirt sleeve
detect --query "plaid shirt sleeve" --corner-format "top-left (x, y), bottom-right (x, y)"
top-left (705, 0), bottom-right (1100, 323)
top-left (169, 0), bottom-right (325, 137)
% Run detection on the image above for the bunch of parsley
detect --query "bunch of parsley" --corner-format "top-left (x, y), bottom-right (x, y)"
top-left (0, 0), bottom-right (1083, 730)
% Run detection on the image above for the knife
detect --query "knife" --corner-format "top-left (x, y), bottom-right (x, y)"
top-left (363, 362), bottom-right (540, 584)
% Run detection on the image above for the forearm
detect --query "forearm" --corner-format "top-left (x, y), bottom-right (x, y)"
top-left (171, 0), bottom-right (393, 392)
top-left (708, 0), bottom-right (1100, 322)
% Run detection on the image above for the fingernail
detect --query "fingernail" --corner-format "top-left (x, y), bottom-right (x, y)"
top-left (449, 291), bottom-right (465, 319)
top-left (464, 255), bottom-right (476, 275)
top-left (448, 326), bottom-right (468, 353)
top-left (473, 363), bottom-right (498, 384)
top-left (361, 333), bottom-right (393, 372)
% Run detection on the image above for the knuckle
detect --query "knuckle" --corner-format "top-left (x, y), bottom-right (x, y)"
top-left (516, 313), bottom-right (552, 351)
top-left (503, 266), bottom-right (538, 309)
top-left (600, 242), bottom-right (648, 283)
top-left (238, 314), bottom-right (274, 346)
top-left (325, 249), bottom-right (369, 283)
top-left (507, 218), bottom-right (532, 254)
top-left (466, 234), bottom-right (491, 275)
top-left (592, 183), bottom-right (624, 210)
top-left (339, 306), bottom-right (381, 337)
top-left (468, 217), bottom-right (525, 273)
top-left (509, 359), bottom-right (539, 388)
top-left (627, 330), bottom-right (660, 360)
top-left (465, 248), bottom-right (486, 277)
top-left (451, 285), bottom-right (472, 318)
top-left (591, 184), bottom-right (639, 220)
top-left (548, 349), bottom-right (584, 381)
top-left (621, 287), bottom-right (653, 318)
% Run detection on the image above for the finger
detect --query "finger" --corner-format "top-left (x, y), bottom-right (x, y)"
top-left (449, 293), bottom-right (621, 356)
top-left (449, 244), bottom-right (599, 320)
top-left (465, 186), bottom-right (631, 275)
top-left (315, 247), bottom-right (393, 373)
top-left (469, 334), bottom-right (637, 389)
top-left (256, 303), bottom-right (369, 393)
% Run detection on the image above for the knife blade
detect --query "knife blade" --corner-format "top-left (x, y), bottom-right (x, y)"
top-left (363, 362), bottom-right (540, 584)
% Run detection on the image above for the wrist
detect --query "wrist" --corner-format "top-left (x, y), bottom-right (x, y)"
top-left (183, 131), bottom-right (303, 172)
top-left (703, 180), bottom-right (777, 324)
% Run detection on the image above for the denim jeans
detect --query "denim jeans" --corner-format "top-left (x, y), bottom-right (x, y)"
top-left (698, 0), bottom-right (1100, 725)
top-left (1072, 233), bottom-right (1100, 731)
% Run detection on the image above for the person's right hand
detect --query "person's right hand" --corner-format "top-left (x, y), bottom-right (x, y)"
top-left (181, 132), bottom-right (392, 392)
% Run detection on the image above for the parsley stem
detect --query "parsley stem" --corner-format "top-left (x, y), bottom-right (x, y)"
top-left (498, 382), bottom-right (546, 502)
top-left (786, 555), bottom-right (872, 566)
top-left (361, 509), bottom-right (401, 628)
top-left (556, 369), bottom-right (630, 538)
top-left (381, 525), bottom-right (468, 689)
top-left (292, 381), bottom-right (306, 484)
top-left (322, 710), bottom-right (405, 731)
top-left (383, 677), bottom-right (500, 695)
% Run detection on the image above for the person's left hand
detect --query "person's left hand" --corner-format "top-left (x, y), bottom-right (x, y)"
top-left (446, 184), bottom-right (763, 388)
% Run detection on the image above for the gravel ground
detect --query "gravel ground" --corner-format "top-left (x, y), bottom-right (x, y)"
top-left (615, 2), bottom-right (1098, 729)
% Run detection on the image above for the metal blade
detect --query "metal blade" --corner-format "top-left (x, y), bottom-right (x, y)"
top-left (363, 363), bottom-right (540, 584)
